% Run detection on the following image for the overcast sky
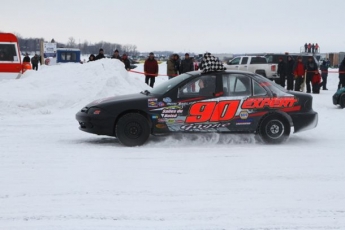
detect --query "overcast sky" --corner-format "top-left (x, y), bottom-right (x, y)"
top-left (1, 0), bottom-right (344, 54)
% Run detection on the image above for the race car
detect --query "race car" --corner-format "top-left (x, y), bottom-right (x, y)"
top-left (332, 87), bottom-right (345, 108)
top-left (76, 70), bottom-right (318, 146)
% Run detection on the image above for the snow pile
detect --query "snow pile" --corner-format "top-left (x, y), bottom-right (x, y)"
top-left (0, 59), bottom-right (150, 116)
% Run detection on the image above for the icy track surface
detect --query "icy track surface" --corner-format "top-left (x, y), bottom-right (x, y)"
top-left (0, 59), bottom-right (345, 230)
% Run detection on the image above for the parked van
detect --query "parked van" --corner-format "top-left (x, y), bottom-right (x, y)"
top-left (0, 33), bottom-right (24, 79)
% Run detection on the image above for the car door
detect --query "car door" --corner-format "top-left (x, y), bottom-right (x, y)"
top-left (225, 57), bottom-right (241, 70)
top-left (217, 73), bottom-right (269, 132)
top-left (238, 57), bottom-right (249, 71)
top-left (155, 74), bottom-right (224, 132)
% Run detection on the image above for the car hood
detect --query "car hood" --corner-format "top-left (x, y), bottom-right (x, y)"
top-left (86, 93), bottom-right (149, 107)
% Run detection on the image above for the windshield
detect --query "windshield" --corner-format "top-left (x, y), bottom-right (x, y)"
top-left (148, 73), bottom-right (192, 95)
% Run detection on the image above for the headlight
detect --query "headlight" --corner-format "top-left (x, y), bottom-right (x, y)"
top-left (88, 107), bottom-right (102, 115)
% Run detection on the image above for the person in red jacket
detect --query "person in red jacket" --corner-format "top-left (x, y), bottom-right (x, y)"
top-left (144, 52), bottom-right (159, 87)
top-left (293, 56), bottom-right (306, 91)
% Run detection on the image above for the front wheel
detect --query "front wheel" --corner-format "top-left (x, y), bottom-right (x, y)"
top-left (258, 114), bottom-right (290, 144)
top-left (115, 113), bottom-right (150, 146)
top-left (340, 94), bottom-right (345, 109)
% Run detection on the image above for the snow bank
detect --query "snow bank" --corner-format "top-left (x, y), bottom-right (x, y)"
top-left (0, 59), bottom-right (150, 116)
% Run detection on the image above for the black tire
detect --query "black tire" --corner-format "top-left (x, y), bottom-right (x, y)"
top-left (115, 113), bottom-right (150, 147)
top-left (340, 94), bottom-right (345, 109)
top-left (255, 69), bottom-right (266, 77)
top-left (258, 114), bottom-right (290, 144)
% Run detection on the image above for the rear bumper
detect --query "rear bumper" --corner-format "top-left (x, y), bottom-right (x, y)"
top-left (290, 110), bottom-right (318, 133)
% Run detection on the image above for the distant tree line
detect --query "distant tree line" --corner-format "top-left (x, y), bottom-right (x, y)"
top-left (14, 34), bottom-right (139, 56)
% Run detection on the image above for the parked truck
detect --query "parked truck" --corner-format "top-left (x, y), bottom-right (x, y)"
top-left (224, 56), bottom-right (278, 82)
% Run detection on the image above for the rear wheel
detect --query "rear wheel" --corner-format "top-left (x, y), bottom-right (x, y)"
top-left (115, 113), bottom-right (150, 146)
top-left (255, 69), bottom-right (266, 77)
top-left (258, 114), bottom-right (290, 144)
top-left (340, 94), bottom-right (345, 109)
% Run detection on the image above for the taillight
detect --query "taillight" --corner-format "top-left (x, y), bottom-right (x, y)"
top-left (271, 65), bottom-right (276, 71)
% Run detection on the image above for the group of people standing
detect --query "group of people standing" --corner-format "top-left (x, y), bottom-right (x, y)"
top-left (304, 43), bottom-right (319, 54)
top-left (88, 48), bottom-right (131, 70)
top-left (277, 55), bottom-right (329, 94)
top-left (22, 53), bottom-right (40, 71)
top-left (167, 53), bottom-right (196, 79)
top-left (143, 52), bottom-right (196, 88)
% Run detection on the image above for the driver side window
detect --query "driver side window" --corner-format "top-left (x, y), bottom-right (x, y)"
top-left (178, 75), bottom-right (216, 98)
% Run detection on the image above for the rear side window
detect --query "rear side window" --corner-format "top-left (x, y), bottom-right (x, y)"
top-left (250, 57), bottom-right (267, 64)
top-left (241, 57), bottom-right (248, 64)
top-left (0, 43), bottom-right (19, 62)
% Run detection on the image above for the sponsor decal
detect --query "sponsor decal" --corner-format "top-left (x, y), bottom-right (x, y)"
top-left (235, 119), bottom-right (253, 126)
top-left (175, 119), bottom-right (185, 123)
top-left (152, 115), bottom-right (158, 119)
top-left (185, 98), bottom-right (298, 124)
top-left (158, 101), bottom-right (165, 107)
top-left (163, 97), bottom-right (172, 103)
top-left (181, 123), bottom-right (231, 131)
top-left (148, 98), bottom-right (158, 108)
top-left (241, 97), bottom-right (298, 109)
top-left (239, 110), bottom-right (249, 119)
top-left (166, 102), bottom-right (177, 106)
top-left (161, 108), bottom-right (183, 118)
top-left (186, 100), bottom-right (240, 123)
top-left (156, 124), bottom-right (167, 129)
top-left (158, 118), bottom-right (166, 123)
top-left (161, 114), bottom-right (178, 118)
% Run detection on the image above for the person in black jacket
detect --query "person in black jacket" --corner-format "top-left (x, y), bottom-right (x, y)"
top-left (338, 58), bottom-right (345, 89)
top-left (277, 57), bottom-right (286, 88)
top-left (305, 56), bottom-right (318, 93)
top-left (286, 56), bottom-right (295, 90)
top-left (121, 53), bottom-right (131, 70)
top-left (111, 49), bottom-right (121, 60)
top-left (180, 53), bottom-right (194, 74)
top-left (95, 48), bottom-right (105, 60)
top-left (319, 60), bottom-right (328, 90)
top-left (23, 53), bottom-right (30, 63)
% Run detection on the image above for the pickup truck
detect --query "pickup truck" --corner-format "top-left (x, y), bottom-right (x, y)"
top-left (224, 56), bottom-right (278, 82)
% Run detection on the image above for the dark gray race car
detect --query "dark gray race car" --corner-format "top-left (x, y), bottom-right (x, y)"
top-left (76, 70), bottom-right (318, 146)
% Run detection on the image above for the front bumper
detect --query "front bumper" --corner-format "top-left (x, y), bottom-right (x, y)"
top-left (75, 109), bottom-right (115, 136)
top-left (290, 110), bottom-right (318, 133)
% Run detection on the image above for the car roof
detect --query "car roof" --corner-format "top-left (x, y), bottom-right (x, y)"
top-left (187, 70), bottom-right (255, 76)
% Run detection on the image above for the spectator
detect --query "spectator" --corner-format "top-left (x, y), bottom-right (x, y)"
top-left (111, 49), bottom-right (121, 60)
top-left (319, 60), bottom-right (328, 90)
top-left (277, 57), bottom-right (286, 88)
top-left (312, 71), bottom-right (322, 93)
top-left (23, 53), bottom-right (30, 63)
top-left (174, 54), bottom-right (180, 76)
top-left (293, 56), bottom-right (306, 92)
top-left (121, 53), bottom-right (131, 70)
top-left (307, 43), bottom-right (311, 53)
top-left (144, 52), bottom-right (159, 87)
top-left (167, 54), bottom-right (176, 79)
top-left (286, 56), bottom-right (295, 90)
top-left (304, 43), bottom-right (308, 53)
top-left (95, 48), bottom-right (105, 60)
top-left (305, 56), bottom-right (318, 93)
top-left (180, 53), bottom-right (194, 74)
top-left (315, 43), bottom-right (319, 53)
top-left (338, 58), bottom-right (345, 89)
top-left (88, 54), bottom-right (95, 62)
top-left (31, 54), bottom-right (39, 71)
top-left (311, 43), bottom-right (315, 54)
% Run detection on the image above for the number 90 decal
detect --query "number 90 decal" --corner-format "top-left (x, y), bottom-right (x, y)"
top-left (186, 100), bottom-right (240, 123)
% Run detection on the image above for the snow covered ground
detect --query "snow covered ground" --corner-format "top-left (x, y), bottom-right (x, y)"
top-left (0, 59), bottom-right (344, 230)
